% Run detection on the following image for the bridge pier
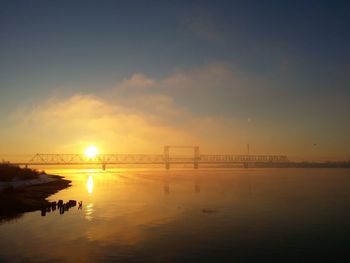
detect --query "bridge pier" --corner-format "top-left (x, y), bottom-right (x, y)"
top-left (164, 146), bottom-right (170, 170)
top-left (194, 146), bottom-right (200, 169)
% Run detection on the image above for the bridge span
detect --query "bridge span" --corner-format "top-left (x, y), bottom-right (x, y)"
top-left (15, 153), bottom-right (289, 170)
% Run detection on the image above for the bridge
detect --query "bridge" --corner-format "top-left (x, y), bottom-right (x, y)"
top-left (15, 146), bottom-right (289, 169)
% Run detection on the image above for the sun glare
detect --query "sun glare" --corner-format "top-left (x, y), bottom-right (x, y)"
top-left (85, 146), bottom-right (99, 159)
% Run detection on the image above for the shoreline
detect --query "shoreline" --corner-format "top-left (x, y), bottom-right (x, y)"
top-left (0, 175), bottom-right (71, 223)
top-left (0, 173), bottom-right (58, 192)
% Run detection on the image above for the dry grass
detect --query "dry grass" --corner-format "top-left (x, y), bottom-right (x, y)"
top-left (0, 162), bottom-right (45, 182)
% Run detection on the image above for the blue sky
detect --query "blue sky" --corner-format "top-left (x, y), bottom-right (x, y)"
top-left (1, 1), bottom-right (350, 160)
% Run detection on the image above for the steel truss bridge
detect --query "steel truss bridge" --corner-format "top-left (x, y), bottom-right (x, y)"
top-left (17, 146), bottom-right (289, 169)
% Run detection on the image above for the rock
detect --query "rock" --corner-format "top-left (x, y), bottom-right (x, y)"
top-left (41, 208), bottom-right (46, 216)
top-left (68, 200), bottom-right (76, 206)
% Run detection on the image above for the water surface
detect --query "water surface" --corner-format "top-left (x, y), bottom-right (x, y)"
top-left (1, 168), bottom-right (350, 262)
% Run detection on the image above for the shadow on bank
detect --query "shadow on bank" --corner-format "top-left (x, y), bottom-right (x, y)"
top-left (0, 162), bottom-right (72, 224)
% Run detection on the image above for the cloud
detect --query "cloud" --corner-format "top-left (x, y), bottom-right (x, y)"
top-left (4, 63), bottom-right (348, 160)
top-left (112, 63), bottom-right (250, 105)
top-left (117, 73), bottom-right (157, 90)
top-left (161, 63), bottom-right (233, 89)
top-left (11, 94), bottom-right (196, 153)
top-left (12, 91), bottom-right (248, 154)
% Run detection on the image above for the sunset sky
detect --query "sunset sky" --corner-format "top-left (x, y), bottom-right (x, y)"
top-left (1, 1), bottom-right (350, 161)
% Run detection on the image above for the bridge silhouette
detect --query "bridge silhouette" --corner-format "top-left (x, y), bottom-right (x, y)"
top-left (15, 146), bottom-right (289, 169)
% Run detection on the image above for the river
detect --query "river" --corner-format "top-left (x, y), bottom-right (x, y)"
top-left (0, 168), bottom-right (350, 262)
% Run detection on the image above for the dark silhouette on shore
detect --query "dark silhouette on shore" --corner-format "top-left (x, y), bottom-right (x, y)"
top-left (0, 163), bottom-right (72, 223)
top-left (0, 162), bottom-right (44, 182)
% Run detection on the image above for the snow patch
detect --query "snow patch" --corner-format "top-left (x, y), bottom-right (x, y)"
top-left (0, 174), bottom-right (57, 192)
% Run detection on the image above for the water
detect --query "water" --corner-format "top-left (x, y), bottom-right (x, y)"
top-left (1, 168), bottom-right (350, 262)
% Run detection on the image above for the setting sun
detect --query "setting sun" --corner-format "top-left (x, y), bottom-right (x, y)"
top-left (85, 146), bottom-right (99, 158)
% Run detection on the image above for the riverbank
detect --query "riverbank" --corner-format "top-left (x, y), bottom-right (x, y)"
top-left (0, 173), bottom-right (58, 192)
top-left (0, 174), bottom-right (71, 223)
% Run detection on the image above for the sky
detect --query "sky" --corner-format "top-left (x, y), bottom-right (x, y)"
top-left (0, 0), bottom-right (350, 161)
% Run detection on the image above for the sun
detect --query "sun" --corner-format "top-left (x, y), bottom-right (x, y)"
top-left (85, 146), bottom-right (99, 158)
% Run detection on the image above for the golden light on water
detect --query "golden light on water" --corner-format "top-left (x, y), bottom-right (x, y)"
top-left (85, 146), bottom-right (98, 159)
top-left (87, 175), bottom-right (94, 194)
top-left (85, 203), bottom-right (94, 221)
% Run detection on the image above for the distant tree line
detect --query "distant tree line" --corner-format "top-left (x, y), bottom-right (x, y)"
top-left (240, 161), bottom-right (350, 168)
top-left (204, 161), bottom-right (350, 168)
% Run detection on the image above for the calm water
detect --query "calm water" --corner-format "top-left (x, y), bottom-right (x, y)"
top-left (1, 168), bottom-right (350, 262)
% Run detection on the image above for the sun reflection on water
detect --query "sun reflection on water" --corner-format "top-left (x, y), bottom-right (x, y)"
top-left (86, 175), bottom-right (94, 194)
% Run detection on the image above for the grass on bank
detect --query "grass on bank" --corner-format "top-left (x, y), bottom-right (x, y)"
top-left (0, 162), bottom-right (45, 182)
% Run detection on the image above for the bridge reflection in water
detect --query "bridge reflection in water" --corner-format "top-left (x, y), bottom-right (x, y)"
top-left (16, 146), bottom-right (289, 169)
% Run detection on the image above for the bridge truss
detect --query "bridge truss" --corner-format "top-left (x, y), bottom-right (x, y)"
top-left (22, 152), bottom-right (289, 169)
